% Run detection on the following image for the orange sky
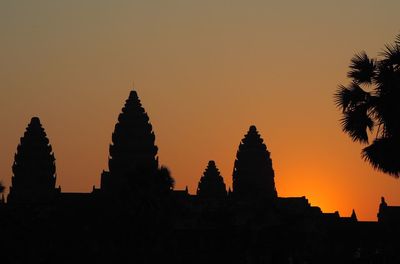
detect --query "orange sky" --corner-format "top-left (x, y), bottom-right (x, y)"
top-left (1, 1), bottom-right (400, 220)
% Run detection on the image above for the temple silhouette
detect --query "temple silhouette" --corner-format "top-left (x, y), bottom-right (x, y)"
top-left (1, 89), bottom-right (400, 263)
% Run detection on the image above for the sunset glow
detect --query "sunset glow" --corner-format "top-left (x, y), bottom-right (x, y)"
top-left (1, 1), bottom-right (399, 220)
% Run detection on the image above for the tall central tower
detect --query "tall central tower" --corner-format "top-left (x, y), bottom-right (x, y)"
top-left (101, 90), bottom-right (158, 193)
top-left (232, 125), bottom-right (277, 204)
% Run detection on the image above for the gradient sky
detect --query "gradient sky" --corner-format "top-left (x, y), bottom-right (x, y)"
top-left (1, 0), bottom-right (399, 220)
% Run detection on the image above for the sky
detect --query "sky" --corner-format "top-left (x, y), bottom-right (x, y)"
top-left (0, 0), bottom-right (399, 220)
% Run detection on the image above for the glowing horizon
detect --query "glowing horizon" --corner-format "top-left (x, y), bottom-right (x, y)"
top-left (1, 1), bottom-right (400, 220)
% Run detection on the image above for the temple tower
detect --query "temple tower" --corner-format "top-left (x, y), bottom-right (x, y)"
top-left (101, 90), bottom-right (159, 194)
top-left (8, 117), bottom-right (59, 204)
top-left (197, 160), bottom-right (227, 200)
top-left (232, 125), bottom-right (277, 204)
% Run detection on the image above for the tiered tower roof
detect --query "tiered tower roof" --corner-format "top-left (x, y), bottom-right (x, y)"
top-left (232, 125), bottom-right (277, 203)
top-left (8, 117), bottom-right (58, 203)
top-left (101, 90), bottom-right (158, 193)
top-left (197, 160), bottom-right (227, 199)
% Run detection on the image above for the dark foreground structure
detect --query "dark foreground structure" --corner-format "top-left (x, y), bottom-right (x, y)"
top-left (1, 90), bottom-right (399, 264)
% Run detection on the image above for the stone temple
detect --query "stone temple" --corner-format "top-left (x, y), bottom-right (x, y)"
top-left (0, 89), bottom-right (399, 264)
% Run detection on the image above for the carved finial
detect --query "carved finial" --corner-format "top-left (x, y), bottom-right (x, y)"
top-left (351, 209), bottom-right (358, 221)
top-left (249, 125), bottom-right (257, 132)
top-left (31, 116), bottom-right (41, 124)
top-left (381, 196), bottom-right (387, 206)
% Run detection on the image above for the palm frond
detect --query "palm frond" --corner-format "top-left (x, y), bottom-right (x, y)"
top-left (395, 33), bottom-right (400, 46)
top-left (374, 64), bottom-right (397, 95)
top-left (379, 44), bottom-right (400, 68)
top-left (347, 52), bottom-right (376, 84)
top-left (334, 85), bottom-right (351, 110)
top-left (371, 86), bottom-right (400, 137)
top-left (340, 105), bottom-right (374, 143)
top-left (334, 83), bottom-right (370, 111)
top-left (362, 137), bottom-right (400, 177)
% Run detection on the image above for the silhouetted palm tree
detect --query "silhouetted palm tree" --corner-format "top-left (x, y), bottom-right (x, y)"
top-left (335, 34), bottom-right (400, 177)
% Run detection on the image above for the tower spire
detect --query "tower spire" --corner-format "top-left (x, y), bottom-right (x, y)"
top-left (101, 89), bottom-right (158, 193)
top-left (197, 160), bottom-right (227, 199)
top-left (232, 125), bottom-right (277, 204)
top-left (8, 117), bottom-right (58, 204)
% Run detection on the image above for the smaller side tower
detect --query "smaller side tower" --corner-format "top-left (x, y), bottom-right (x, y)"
top-left (197, 160), bottom-right (227, 200)
top-left (8, 117), bottom-right (60, 204)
